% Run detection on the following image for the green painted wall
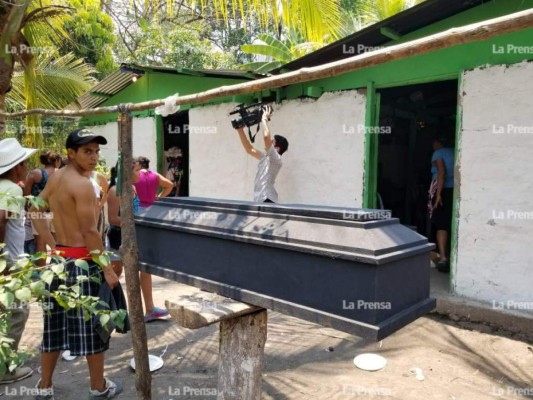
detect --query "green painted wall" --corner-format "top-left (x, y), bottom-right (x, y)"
top-left (289, 0), bottom-right (533, 97)
top-left (80, 71), bottom-right (252, 126)
top-left (294, 29), bottom-right (533, 96)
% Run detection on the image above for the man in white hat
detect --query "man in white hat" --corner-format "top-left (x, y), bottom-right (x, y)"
top-left (0, 137), bottom-right (37, 384)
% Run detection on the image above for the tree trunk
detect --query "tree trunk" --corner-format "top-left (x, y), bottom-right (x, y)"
top-left (118, 112), bottom-right (152, 399)
top-left (0, 0), bottom-right (32, 137)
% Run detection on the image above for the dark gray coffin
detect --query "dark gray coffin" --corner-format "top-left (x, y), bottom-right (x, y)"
top-left (135, 197), bottom-right (435, 340)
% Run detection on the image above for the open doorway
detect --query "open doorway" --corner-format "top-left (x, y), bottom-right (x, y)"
top-left (162, 111), bottom-right (189, 197)
top-left (376, 80), bottom-right (457, 247)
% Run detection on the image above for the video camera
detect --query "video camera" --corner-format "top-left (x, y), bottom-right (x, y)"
top-left (230, 103), bottom-right (272, 143)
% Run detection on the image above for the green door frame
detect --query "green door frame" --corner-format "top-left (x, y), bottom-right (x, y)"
top-left (363, 81), bottom-right (380, 209)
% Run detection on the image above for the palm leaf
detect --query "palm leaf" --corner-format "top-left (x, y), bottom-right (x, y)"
top-left (9, 53), bottom-right (96, 110)
top-left (241, 43), bottom-right (293, 63)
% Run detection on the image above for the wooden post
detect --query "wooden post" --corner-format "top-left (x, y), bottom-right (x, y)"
top-left (217, 310), bottom-right (267, 400)
top-left (118, 111), bottom-right (151, 399)
top-left (166, 293), bottom-right (267, 399)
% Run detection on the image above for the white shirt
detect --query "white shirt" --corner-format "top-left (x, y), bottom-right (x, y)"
top-left (253, 144), bottom-right (282, 202)
top-left (0, 179), bottom-right (25, 263)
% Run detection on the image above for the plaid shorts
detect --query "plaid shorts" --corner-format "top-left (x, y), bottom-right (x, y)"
top-left (40, 259), bottom-right (110, 356)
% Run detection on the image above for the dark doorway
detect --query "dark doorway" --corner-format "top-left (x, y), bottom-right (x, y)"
top-left (163, 111), bottom-right (189, 197)
top-left (377, 80), bottom-right (458, 238)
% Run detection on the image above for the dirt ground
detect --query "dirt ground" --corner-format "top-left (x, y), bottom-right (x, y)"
top-left (3, 275), bottom-right (533, 400)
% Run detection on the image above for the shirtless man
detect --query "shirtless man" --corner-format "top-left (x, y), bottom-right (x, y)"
top-left (31, 128), bottom-right (122, 400)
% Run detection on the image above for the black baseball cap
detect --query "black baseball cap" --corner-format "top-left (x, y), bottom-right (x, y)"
top-left (66, 128), bottom-right (107, 149)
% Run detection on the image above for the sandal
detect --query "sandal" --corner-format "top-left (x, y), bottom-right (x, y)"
top-left (144, 306), bottom-right (169, 322)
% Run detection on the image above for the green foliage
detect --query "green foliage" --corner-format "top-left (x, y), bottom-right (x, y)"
top-left (351, 0), bottom-right (426, 26)
top-left (61, 0), bottom-right (117, 78)
top-left (114, 20), bottom-right (238, 69)
top-left (241, 32), bottom-right (323, 73)
top-left (8, 53), bottom-right (96, 111)
top-left (0, 192), bottom-right (127, 378)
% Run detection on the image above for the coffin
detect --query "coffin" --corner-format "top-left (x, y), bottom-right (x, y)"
top-left (135, 197), bottom-right (435, 340)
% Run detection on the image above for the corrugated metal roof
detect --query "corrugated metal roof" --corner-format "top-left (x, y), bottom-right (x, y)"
top-left (273, 0), bottom-right (488, 73)
top-left (77, 70), bottom-right (138, 109)
top-left (76, 64), bottom-right (265, 109)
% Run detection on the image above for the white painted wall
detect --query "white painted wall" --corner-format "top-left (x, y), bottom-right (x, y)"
top-left (87, 117), bottom-right (157, 169)
top-left (189, 91), bottom-right (367, 207)
top-left (456, 61), bottom-right (533, 310)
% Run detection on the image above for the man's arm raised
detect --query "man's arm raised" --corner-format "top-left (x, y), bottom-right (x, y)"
top-left (237, 127), bottom-right (262, 160)
top-left (75, 180), bottom-right (118, 288)
top-left (262, 106), bottom-right (273, 151)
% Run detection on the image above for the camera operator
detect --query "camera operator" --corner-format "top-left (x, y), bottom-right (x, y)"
top-left (235, 105), bottom-right (289, 203)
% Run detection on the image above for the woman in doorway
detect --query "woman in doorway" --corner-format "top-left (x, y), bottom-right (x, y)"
top-left (428, 135), bottom-right (455, 273)
top-left (133, 156), bottom-right (173, 207)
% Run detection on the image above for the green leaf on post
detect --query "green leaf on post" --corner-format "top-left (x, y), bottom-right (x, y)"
top-left (74, 259), bottom-right (89, 272)
top-left (40, 270), bottom-right (54, 285)
top-left (0, 292), bottom-right (14, 308)
top-left (14, 287), bottom-right (31, 302)
top-left (51, 264), bottom-right (64, 274)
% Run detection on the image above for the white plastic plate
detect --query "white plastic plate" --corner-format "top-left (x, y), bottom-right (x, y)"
top-left (353, 353), bottom-right (387, 371)
top-left (62, 350), bottom-right (77, 361)
top-left (130, 354), bottom-right (164, 372)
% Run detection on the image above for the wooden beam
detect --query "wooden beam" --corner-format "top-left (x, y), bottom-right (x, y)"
top-left (165, 293), bottom-right (261, 329)
top-left (2, 8), bottom-right (533, 119)
top-left (217, 309), bottom-right (267, 400)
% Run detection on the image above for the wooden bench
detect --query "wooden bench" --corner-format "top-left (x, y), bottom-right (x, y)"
top-left (166, 292), bottom-right (267, 400)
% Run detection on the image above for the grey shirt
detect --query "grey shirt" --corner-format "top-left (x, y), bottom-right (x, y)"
top-left (254, 144), bottom-right (282, 202)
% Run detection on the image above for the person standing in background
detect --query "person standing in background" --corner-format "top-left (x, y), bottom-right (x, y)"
top-left (428, 135), bottom-right (455, 273)
top-left (132, 156), bottom-right (172, 321)
top-left (133, 156), bottom-right (173, 208)
top-left (23, 150), bottom-right (61, 254)
top-left (0, 138), bottom-right (37, 384)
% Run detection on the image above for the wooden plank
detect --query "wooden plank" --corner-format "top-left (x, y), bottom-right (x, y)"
top-left (165, 293), bottom-right (262, 329)
top-left (217, 309), bottom-right (267, 400)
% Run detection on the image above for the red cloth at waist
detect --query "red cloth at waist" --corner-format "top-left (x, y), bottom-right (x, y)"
top-left (55, 246), bottom-right (91, 259)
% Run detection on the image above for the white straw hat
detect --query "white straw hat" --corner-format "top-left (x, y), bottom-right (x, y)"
top-left (0, 138), bottom-right (38, 175)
